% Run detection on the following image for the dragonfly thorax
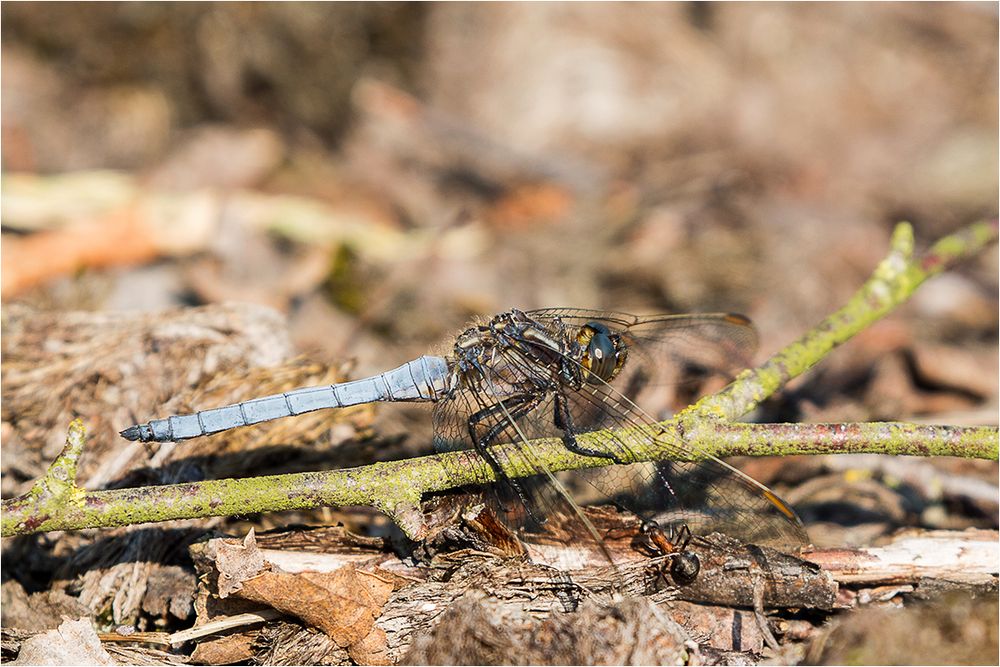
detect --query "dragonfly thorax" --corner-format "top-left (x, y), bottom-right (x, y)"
top-left (447, 311), bottom-right (630, 398)
top-left (449, 310), bottom-right (577, 393)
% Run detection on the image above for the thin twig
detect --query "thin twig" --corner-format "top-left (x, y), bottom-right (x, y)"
top-left (1, 220), bottom-right (997, 538)
top-left (167, 609), bottom-right (283, 645)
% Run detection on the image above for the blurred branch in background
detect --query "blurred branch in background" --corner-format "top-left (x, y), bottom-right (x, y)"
top-left (2, 220), bottom-right (995, 538)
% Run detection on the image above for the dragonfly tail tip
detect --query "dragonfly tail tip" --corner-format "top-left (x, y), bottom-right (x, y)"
top-left (120, 425), bottom-right (143, 442)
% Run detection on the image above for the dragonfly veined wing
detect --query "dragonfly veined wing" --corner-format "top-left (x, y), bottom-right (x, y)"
top-left (429, 308), bottom-right (808, 588)
top-left (526, 308), bottom-right (760, 390)
top-left (527, 308), bottom-right (807, 549)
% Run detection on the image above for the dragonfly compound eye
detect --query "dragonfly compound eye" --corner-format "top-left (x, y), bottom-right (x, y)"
top-left (669, 551), bottom-right (700, 585)
top-left (582, 322), bottom-right (621, 384)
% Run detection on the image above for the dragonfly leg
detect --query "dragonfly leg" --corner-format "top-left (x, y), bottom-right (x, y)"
top-left (467, 393), bottom-right (543, 466)
top-left (552, 391), bottom-right (627, 464)
top-left (466, 393), bottom-right (545, 517)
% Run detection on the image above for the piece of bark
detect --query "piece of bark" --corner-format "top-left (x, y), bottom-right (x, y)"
top-left (253, 620), bottom-right (350, 666)
top-left (103, 643), bottom-right (191, 666)
top-left (805, 528), bottom-right (999, 592)
top-left (9, 617), bottom-right (115, 666)
top-left (672, 534), bottom-right (838, 611)
top-left (666, 600), bottom-right (768, 654)
top-left (254, 524), bottom-right (387, 553)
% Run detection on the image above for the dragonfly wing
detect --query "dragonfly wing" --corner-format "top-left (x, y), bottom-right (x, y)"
top-left (430, 350), bottom-right (634, 581)
top-left (526, 309), bottom-right (759, 379)
top-left (555, 375), bottom-right (809, 551)
top-left (516, 311), bottom-right (807, 550)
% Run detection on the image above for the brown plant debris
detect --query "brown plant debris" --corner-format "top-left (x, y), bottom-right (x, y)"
top-left (2, 302), bottom-right (376, 627)
top-left (807, 591), bottom-right (999, 665)
top-left (0, 580), bottom-right (90, 633)
top-left (7, 617), bottom-right (115, 666)
top-left (197, 530), bottom-right (395, 663)
top-left (1, 302), bottom-right (294, 495)
top-left (403, 595), bottom-right (694, 666)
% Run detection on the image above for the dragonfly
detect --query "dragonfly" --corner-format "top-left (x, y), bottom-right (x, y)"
top-left (122, 308), bottom-right (808, 591)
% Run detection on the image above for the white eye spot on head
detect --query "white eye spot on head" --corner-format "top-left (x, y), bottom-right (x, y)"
top-left (594, 348), bottom-right (604, 359)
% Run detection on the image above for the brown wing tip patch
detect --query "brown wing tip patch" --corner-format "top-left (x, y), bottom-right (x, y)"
top-left (763, 489), bottom-right (799, 521)
top-left (723, 313), bottom-right (754, 327)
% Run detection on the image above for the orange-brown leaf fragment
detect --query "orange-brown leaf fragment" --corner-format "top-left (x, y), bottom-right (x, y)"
top-left (306, 564), bottom-right (394, 609)
top-left (348, 625), bottom-right (391, 666)
top-left (191, 633), bottom-right (257, 665)
top-left (234, 564), bottom-right (390, 648)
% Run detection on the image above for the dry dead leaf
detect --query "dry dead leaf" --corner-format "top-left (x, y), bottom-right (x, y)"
top-left (347, 625), bottom-right (391, 666)
top-left (237, 568), bottom-right (374, 648)
top-left (213, 529), bottom-right (268, 599)
top-left (314, 565), bottom-right (395, 610)
top-left (206, 530), bottom-right (394, 651)
top-left (190, 632), bottom-right (258, 665)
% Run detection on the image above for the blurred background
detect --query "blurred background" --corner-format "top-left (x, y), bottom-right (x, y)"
top-left (3, 3), bottom-right (996, 351)
top-left (1, 2), bottom-right (998, 646)
top-left (0, 3), bottom-right (998, 662)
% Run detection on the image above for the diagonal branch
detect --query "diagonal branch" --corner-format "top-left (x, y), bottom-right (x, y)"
top-left (2, 220), bottom-right (997, 538)
top-left (682, 220), bottom-right (999, 422)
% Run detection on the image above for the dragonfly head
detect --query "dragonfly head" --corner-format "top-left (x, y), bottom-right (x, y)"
top-left (578, 321), bottom-right (627, 384)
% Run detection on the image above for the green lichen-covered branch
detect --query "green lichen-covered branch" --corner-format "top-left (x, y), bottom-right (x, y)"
top-left (2, 220), bottom-right (997, 538)
top-left (681, 220), bottom-right (999, 423)
top-left (2, 419), bottom-right (89, 533)
top-left (2, 420), bottom-right (994, 538)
